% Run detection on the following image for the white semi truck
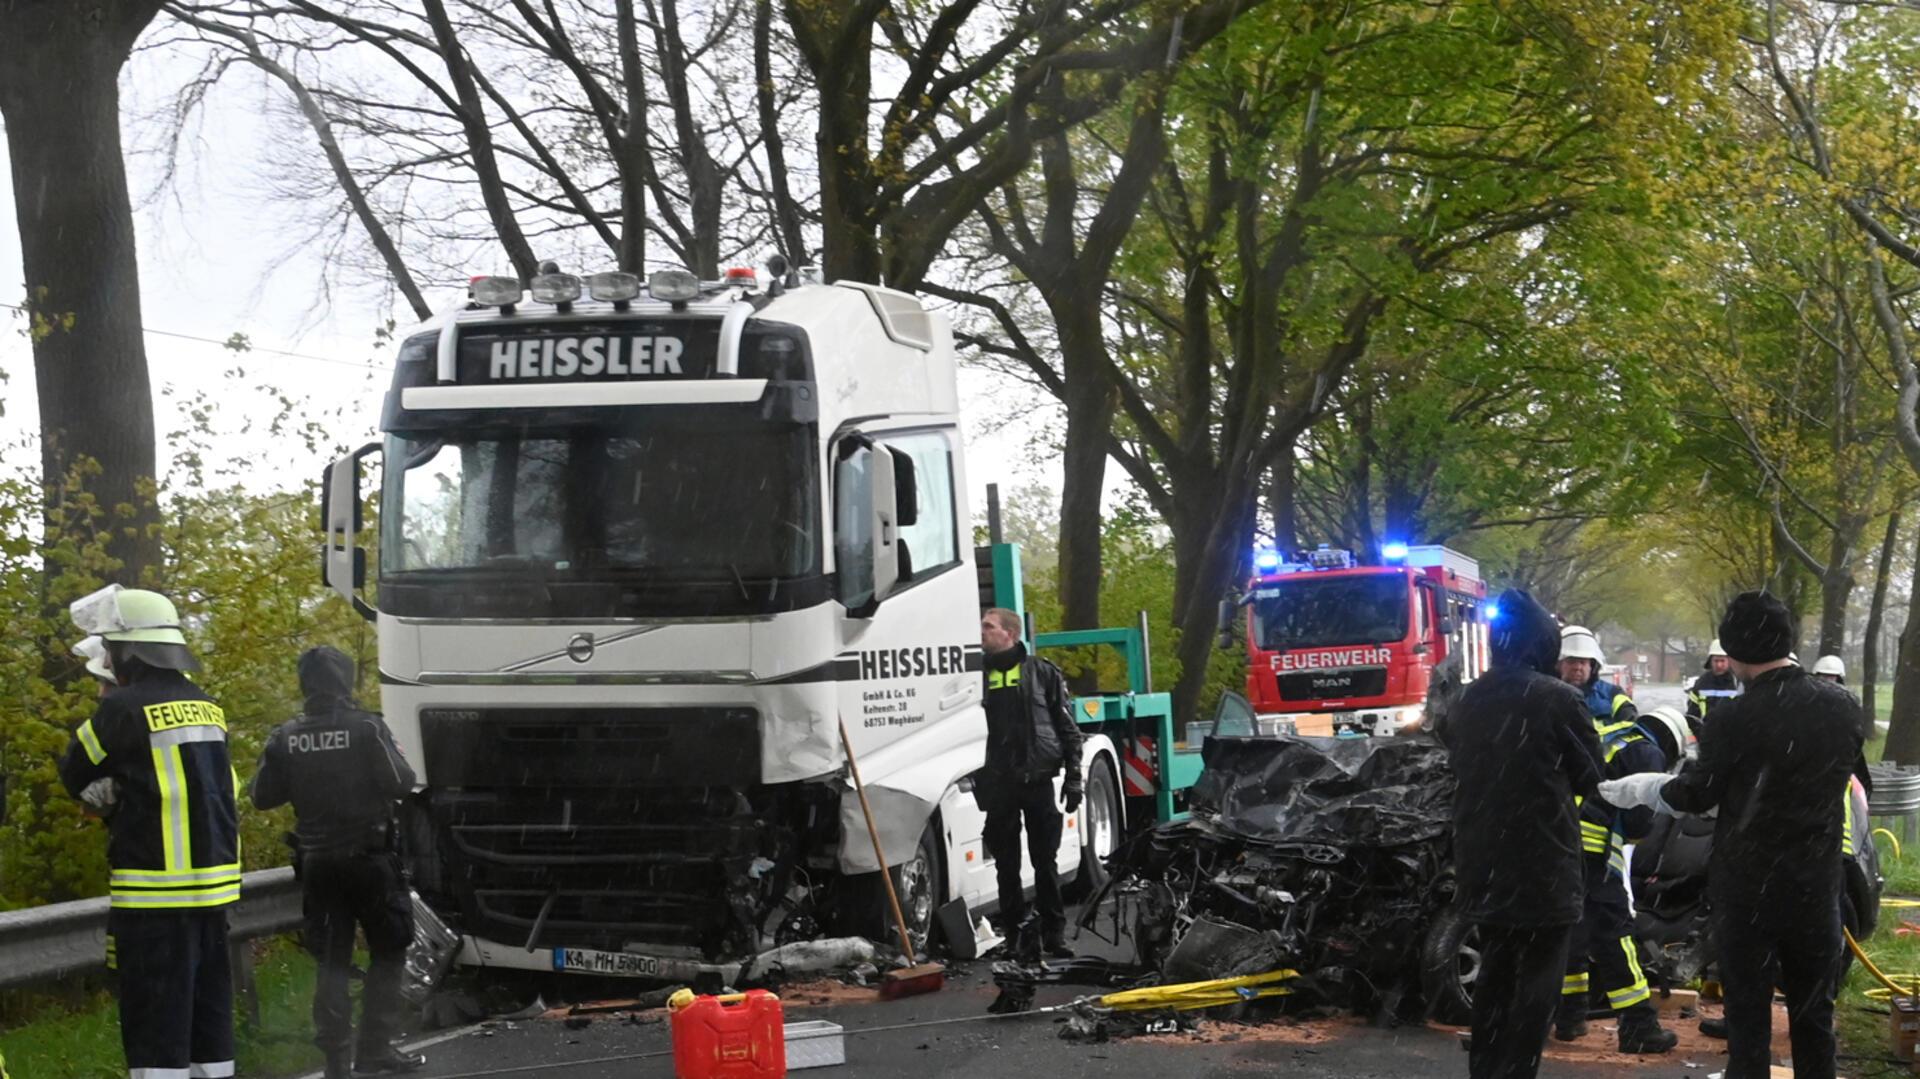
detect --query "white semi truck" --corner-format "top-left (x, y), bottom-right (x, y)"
top-left (319, 263), bottom-right (1155, 981)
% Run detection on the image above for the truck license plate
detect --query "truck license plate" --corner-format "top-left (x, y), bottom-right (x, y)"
top-left (552, 947), bottom-right (672, 978)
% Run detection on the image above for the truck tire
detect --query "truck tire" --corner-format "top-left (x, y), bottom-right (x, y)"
top-left (1420, 904), bottom-right (1481, 1026)
top-left (1065, 758), bottom-right (1121, 902)
top-left (832, 819), bottom-right (943, 955)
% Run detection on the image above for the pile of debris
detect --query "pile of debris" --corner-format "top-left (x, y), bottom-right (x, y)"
top-left (1056, 733), bottom-right (1470, 1030)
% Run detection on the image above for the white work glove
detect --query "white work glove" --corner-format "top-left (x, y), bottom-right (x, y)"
top-left (1597, 772), bottom-right (1674, 816)
top-left (79, 778), bottom-right (120, 815)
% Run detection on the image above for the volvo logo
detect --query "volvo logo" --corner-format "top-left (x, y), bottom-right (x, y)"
top-left (566, 633), bottom-right (596, 663)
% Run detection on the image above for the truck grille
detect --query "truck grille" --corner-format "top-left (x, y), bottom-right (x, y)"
top-left (430, 788), bottom-right (776, 955)
top-left (414, 707), bottom-right (773, 955)
top-left (1275, 666), bottom-right (1388, 702)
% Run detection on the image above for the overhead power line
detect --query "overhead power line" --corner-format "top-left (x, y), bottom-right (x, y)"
top-left (0, 302), bottom-right (386, 372)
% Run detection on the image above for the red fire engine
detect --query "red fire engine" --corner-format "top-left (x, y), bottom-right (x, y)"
top-left (1239, 543), bottom-right (1490, 736)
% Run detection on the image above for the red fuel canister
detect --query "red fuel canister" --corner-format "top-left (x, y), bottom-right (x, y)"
top-left (668, 989), bottom-right (787, 1079)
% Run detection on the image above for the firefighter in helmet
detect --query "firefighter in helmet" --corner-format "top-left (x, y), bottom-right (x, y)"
top-left (58, 585), bottom-right (240, 1079)
top-left (1555, 626), bottom-right (1678, 1054)
top-left (1812, 655), bottom-right (1846, 685)
top-left (1686, 638), bottom-right (1741, 736)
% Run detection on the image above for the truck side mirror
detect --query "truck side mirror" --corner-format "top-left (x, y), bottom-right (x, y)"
top-left (322, 442), bottom-right (381, 621)
top-left (1216, 597), bottom-right (1237, 650)
top-left (834, 437), bottom-right (901, 617)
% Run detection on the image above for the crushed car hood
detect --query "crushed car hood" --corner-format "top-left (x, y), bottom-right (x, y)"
top-left (1191, 734), bottom-right (1455, 846)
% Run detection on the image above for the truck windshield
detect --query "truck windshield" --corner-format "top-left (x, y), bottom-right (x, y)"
top-left (1253, 574), bottom-right (1409, 652)
top-left (381, 421), bottom-right (817, 582)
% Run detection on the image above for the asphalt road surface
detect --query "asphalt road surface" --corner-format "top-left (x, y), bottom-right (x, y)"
top-left (377, 962), bottom-right (1747, 1079)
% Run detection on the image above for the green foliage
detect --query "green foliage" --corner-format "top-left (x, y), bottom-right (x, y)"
top-left (1023, 495), bottom-right (1242, 719)
top-left (0, 386), bottom-right (372, 910)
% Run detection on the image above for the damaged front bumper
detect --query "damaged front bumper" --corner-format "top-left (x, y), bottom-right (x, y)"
top-left (453, 934), bottom-right (882, 985)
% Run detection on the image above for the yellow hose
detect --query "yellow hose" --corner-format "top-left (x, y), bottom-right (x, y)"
top-left (1847, 927), bottom-right (1920, 1001)
top-left (1874, 827), bottom-right (1904, 861)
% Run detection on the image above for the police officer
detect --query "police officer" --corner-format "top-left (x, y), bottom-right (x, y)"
top-left (251, 647), bottom-right (423, 1078)
top-left (1604, 591), bottom-right (1867, 1079)
top-left (1553, 627), bottom-right (1676, 1054)
top-left (1435, 590), bottom-right (1602, 1079)
top-left (977, 607), bottom-right (1084, 960)
top-left (1686, 639), bottom-right (1741, 735)
top-left (58, 585), bottom-right (240, 1079)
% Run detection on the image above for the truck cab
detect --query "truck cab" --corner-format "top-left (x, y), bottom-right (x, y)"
top-left (320, 265), bottom-right (1119, 979)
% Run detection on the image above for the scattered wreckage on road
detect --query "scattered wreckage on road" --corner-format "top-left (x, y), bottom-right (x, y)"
top-left (998, 717), bottom-right (1480, 1026)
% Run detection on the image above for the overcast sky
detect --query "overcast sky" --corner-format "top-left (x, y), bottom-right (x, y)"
top-left (0, 46), bottom-right (1070, 521)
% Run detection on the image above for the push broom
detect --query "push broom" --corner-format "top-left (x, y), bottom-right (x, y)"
top-left (838, 719), bottom-right (947, 1000)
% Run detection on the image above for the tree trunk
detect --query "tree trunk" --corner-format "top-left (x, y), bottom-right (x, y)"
top-left (423, 0), bottom-right (539, 280)
top-left (0, 0), bottom-right (165, 585)
top-left (1883, 521), bottom-right (1920, 763)
top-left (755, 0), bottom-right (807, 265)
top-left (1269, 441), bottom-right (1300, 555)
top-left (615, 0), bottom-right (648, 273)
top-left (1055, 305), bottom-right (1109, 628)
top-left (786, 4), bottom-right (878, 284)
top-left (1054, 303), bottom-right (1111, 694)
top-left (1817, 562), bottom-right (1855, 661)
top-left (1865, 511), bottom-right (1901, 719)
top-left (1167, 471), bottom-right (1258, 726)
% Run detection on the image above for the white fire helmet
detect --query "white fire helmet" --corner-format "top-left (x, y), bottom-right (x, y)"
top-left (1641, 705), bottom-right (1692, 768)
top-left (1813, 655), bottom-right (1845, 680)
top-left (70, 636), bottom-right (115, 683)
top-left (68, 584), bottom-right (199, 672)
top-left (1559, 625), bottom-right (1606, 664)
top-left (1708, 639), bottom-right (1727, 659)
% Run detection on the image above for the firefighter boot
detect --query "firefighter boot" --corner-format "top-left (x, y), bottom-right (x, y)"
top-left (1553, 995), bottom-right (1588, 1041)
top-left (324, 1050), bottom-right (354, 1079)
top-left (1041, 926), bottom-right (1074, 959)
top-left (1617, 1004), bottom-right (1678, 1054)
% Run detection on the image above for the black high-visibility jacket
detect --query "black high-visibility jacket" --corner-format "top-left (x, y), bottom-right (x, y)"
top-left (58, 671), bottom-right (241, 909)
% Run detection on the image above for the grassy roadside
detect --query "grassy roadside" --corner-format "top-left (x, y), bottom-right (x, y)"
top-left (1840, 828), bottom-right (1920, 1075)
top-left (0, 941), bottom-right (326, 1079)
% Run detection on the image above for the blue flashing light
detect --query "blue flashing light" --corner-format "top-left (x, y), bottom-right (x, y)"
top-left (1485, 602), bottom-right (1503, 622)
top-left (1381, 542), bottom-right (1410, 562)
top-left (1253, 548), bottom-right (1283, 571)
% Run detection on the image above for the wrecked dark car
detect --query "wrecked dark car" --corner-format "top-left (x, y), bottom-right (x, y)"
top-left (1101, 715), bottom-right (1478, 1024)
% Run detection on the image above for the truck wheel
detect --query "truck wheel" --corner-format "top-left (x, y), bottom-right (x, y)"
top-left (1065, 759), bottom-right (1121, 902)
top-left (1420, 904), bottom-right (1480, 1026)
top-left (833, 820), bottom-right (943, 955)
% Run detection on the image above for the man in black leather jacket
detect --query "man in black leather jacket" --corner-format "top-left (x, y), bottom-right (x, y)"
top-left (978, 607), bottom-right (1084, 959)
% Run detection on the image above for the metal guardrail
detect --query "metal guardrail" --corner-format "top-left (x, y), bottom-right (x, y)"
top-left (0, 867), bottom-right (301, 990)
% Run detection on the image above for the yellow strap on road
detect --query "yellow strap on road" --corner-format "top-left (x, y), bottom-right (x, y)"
top-left (1096, 969), bottom-right (1298, 1012)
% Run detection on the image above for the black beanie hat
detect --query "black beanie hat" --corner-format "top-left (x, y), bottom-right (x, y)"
top-left (1717, 590), bottom-right (1794, 664)
top-left (1489, 588), bottom-right (1561, 676)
